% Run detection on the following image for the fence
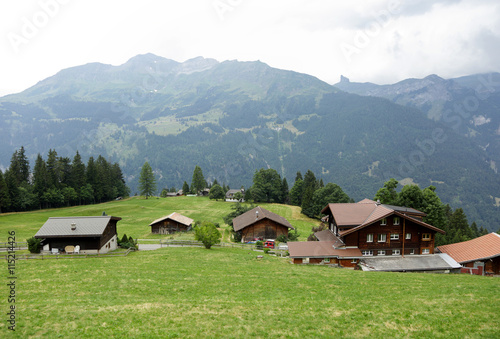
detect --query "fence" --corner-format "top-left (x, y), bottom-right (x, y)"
top-left (0, 247), bottom-right (136, 260)
top-left (136, 239), bottom-right (288, 256)
top-left (0, 242), bottom-right (27, 251)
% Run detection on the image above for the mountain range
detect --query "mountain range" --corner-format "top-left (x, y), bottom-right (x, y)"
top-left (0, 54), bottom-right (499, 230)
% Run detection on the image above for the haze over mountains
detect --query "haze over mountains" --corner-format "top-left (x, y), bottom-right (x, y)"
top-left (1, 54), bottom-right (499, 230)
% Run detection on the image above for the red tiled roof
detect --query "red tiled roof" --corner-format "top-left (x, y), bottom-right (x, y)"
top-left (288, 241), bottom-right (362, 258)
top-left (321, 203), bottom-right (377, 226)
top-left (437, 232), bottom-right (500, 263)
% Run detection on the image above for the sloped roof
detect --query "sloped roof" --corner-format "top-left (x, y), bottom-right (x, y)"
top-left (149, 212), bottom-right (194, 227)
top-left (360, 253), bottom-right (461, 272)
top-left (321, 199), bottom-right (443, 236)
top-left (437, 232), bottom-right (500, 263)
top-left (288, 241), bottom-right (362, 258)
top-left (314, 229), bottom-right (345, 248)
top-left (321, 203), bottom-right (378, 226)
top-left (232, 206), bottom-right (294, 232)
top-left (35, 216), bottom-right (121, 238)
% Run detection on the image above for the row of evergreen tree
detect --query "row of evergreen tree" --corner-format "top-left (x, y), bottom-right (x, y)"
top-left (0, 147), bottom-right (129, 212)
top-left (149, 163), bottom-right (493, 246)
top-left (211, 167), bottom-right (491, 246)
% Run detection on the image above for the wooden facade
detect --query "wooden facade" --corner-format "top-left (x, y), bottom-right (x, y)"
top-left (342, 216), bottom-right (438, 256)
top-left (240, 219), bottom-right (290, 242)
top-left (151, 219), bottom-right (190, 234)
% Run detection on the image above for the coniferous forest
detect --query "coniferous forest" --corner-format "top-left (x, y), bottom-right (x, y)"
top-left (0, 147), bottom-right (129, 212)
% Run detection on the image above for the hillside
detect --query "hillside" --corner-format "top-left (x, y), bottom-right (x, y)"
top-left (0, 54), bottom-right (499, 230)
top-left (1, 199), bottom-right (499, 337)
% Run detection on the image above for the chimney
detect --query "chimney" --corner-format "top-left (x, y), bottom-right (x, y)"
top-left (256, 210), bottom-right (259, 219)
top-left (71, 222), bottom-right (76, 231)
top-left (376, 199), bottom-right (381, 205)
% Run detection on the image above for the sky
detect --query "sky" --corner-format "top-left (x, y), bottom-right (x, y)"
top-left (1, 0), bottom-right (499, 97)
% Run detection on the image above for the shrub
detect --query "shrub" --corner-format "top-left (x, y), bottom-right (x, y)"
top-left (194, 221), bottom-right (221, 249)
top-left (256, 240), bottom-right (263, 249)
top-left (263, 248), bottom-right (270, 254)
top-left (276, 234), bottom-right (288, 243)
top-left (287, 229), bottom-right (300, 242)
top-left (27, 237), bottom-right (41, 253)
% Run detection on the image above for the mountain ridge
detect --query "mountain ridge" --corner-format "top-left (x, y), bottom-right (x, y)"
top-left (0, 54), bottom-right (499, 230)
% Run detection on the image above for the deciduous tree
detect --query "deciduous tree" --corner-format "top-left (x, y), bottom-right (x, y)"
top-left (139, 161), bottom-right (157, 199)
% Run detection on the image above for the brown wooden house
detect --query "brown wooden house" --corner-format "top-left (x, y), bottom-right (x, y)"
top-left (34, 216), bottom-right (121, 254)
top-left (232, 206), bottom-right (294, 242)
top-left (289, 199), bottom-right (448, 270)
top-left (150, 212), bottom-right (194, 234)
top-left (437, 232), bottom-right (500, 275)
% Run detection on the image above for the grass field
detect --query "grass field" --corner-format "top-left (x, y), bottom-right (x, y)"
top-left (0, 198), bottom-right (499, 338)
top-left (0, 247), bottom-right (499, 338)
top-left (0, 196), bottom-right (321, 242)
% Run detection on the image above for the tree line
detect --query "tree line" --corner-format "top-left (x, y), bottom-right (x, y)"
top-left (140, 162), bottom-right (495, 246)
top-left (0, 147), bottom-right (129, 212)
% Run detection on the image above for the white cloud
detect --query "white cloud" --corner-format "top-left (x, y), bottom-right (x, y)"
top-left (0, 0), bottom-right (499, 96)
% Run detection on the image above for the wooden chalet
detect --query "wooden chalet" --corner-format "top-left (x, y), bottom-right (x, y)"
top-left (233, 206), bottom-right (294, 242)
top-left (34, 216), bottom-right (121, 254)
top-left (289, 199), bottom-right (447, 270)
top-left (437, 232), bottom-right (500, 275)
top-left (150, 212), bottom-right (194, 234)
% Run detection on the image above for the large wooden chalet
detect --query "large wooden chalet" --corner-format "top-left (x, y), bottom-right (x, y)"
top-left (34, 216), bottom-right (121, 254)
top-left (233, 206), bottom-right (294, 242)
top-left (289, 199), bottom-right (450, 270)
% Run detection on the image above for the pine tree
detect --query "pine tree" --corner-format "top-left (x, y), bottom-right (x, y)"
top-left (182, 181), bottom-right (190, 195)
top-left (139, 161), bottom-right (157, 199)
top-left (0, 170), bottom-right (11, 213)
top-left (32, 154), bottom-right (49, 208)
top-left (301, 170), bottom-right (318, 216)
top-left (191, 165), bottom-right (206, 195)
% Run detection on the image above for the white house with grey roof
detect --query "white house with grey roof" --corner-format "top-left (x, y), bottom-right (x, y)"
top-left (34, 216), bottom-right (121, 254)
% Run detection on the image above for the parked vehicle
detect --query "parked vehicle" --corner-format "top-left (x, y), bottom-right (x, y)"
top-left (264, 240), bottom-right (275, 249)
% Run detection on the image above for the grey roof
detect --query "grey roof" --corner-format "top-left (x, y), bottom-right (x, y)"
top-left (360, 253), bottom-right (461, 272)
top-left (380, 204), bottom-right (425, 216)
top-left (34, 216), bottom-right (121, 238)
top-left (149, 212), bottom-right (193, 227)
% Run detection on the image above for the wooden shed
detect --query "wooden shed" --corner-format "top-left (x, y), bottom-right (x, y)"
top-left (232, 206), bottom-right (294, 242)
top-left (150, 212), bottom-right (194, 234)
top-left (34, 216), bottom-right (121, 254)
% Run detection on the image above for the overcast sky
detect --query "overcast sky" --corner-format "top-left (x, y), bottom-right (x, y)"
top-left (1, 0), bottom-right (499, 97)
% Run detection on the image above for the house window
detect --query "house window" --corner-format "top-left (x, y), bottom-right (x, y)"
top-left (390, 233), bottom-right (399, 240)
top-left (422, 233), bottom-right (431, 241)
top-left (392, 249), bottom-right (401, 255)
top-left (394, 216), bottom-right (400, 225)
top-left (303, 258), bottom-right (310, 263)
top-left (378, 233), bottom-right (387, 242)
top-left (324, 258), bottom-right (330, 263)
top-left (406, 233), bottom-right (411, 240)
top-left (362, 250), bottom-right (373, 256)
top-left (380, 218), bottom-right (387, 226)
top-left (422, 248), bottom-right (430, 254)
top-left (378, 250), bottom-right (386, 256)
top-left (351, 259), bottom-right (357, 264)
top-left (409, 249), bottom-right (415, 255)
top-left (367, 233), bottom-right (373, 242)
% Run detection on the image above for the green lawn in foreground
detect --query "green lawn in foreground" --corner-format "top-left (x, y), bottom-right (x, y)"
top-left (0, 196), bottom-right (320, 241)
top-left (0, 247), bottom-right (499, 338)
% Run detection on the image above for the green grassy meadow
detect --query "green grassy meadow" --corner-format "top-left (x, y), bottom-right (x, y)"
top-left (0, 197), bottom-right (499, 338)
top-left (0, 196), bottom-right (320, 242)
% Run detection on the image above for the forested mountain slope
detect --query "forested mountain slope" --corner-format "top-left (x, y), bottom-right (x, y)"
top-left (0, 54), bottom-right (498, 230)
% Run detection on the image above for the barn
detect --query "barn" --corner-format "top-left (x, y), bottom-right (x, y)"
top-left (34, 216), bottom-right (121, 254)
top-left (149, 212), bottom-right (194, 234)
top-left (232, 206), bottom-right (294, 242)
